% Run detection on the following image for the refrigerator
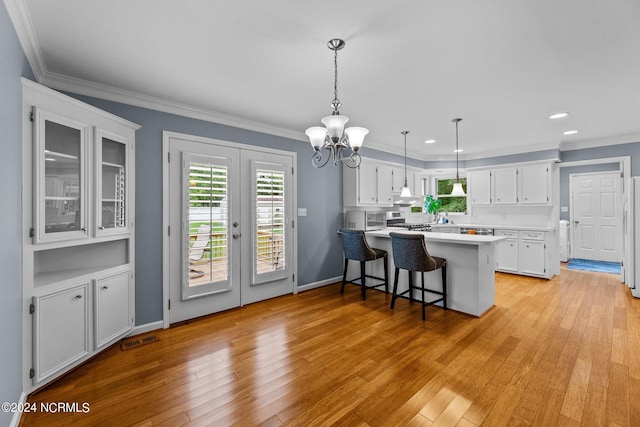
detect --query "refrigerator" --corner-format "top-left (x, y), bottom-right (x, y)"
top-left (622, 177), bottom-right (640, 298)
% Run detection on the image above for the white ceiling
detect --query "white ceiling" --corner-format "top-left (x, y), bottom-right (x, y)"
top-left (9, 0), bottom-right (640, 160)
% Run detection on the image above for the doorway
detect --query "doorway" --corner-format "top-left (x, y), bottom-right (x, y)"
top-left (570, 171), bottom-right (622, 262)
top-left (163, 132), bottom-right (296, 324)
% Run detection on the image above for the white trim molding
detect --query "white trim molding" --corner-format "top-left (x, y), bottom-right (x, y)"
top-left (296, 276), bottom-right (342, 292)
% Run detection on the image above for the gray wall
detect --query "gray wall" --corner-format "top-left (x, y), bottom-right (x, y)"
top-left (62, 94), bottom-right (345, 325)
top-left (1, 2), bottom-right (35, 424)
top-left (561, 141), bottom-right (640, 176)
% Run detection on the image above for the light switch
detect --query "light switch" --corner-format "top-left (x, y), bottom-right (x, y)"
top-left (298, 208), bottom-right (307, 216)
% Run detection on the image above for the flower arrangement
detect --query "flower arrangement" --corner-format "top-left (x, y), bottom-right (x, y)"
top-left (424, 194), bottom-right (442, 214)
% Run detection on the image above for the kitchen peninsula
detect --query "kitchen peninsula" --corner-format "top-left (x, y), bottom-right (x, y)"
top-left (365, 230), bottom-right (504, 317)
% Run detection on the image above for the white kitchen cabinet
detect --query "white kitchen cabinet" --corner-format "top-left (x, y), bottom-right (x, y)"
top-left (492, 167), bottom-right (518, 205)
top-left (469, 170), bottom-right (492, 204)
top-left (392, 167), bottom-right (418, 195)
top-left (32, 283), bottom-right (90, 384)
top-left (495, 230), bottom-right (519, 272)
top-left (343, 159), bottom-right (393, 206)
top-left (94, 271), bottom-right (133, 349)
top-left (23, 80), bottom-right (139, 391)
top-left (495, 229), bottom-right (549, 278)
top-left (519, 164), bottom-right (550, 204)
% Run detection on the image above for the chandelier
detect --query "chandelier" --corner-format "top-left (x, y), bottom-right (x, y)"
top-left (451, 118), bottom-right (466, 196)
top-left (305, 39), bottom-right (368, 168)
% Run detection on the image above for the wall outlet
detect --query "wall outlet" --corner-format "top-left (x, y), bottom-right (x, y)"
top-left (561, 206), bottom-right (568, 212)
top-left (297, 208), bottom-right (307, 216)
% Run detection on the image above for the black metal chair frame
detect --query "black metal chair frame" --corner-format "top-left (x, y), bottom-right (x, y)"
top-left (339, 229), bottom-right (389, 300)
top-left (389, 232), bottom-right (447, 320)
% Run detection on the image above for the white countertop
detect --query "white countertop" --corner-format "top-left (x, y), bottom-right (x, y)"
top-left (428, 223), bottom-right (555, 232)
top-left (366, 229), bottom-right (505, 245)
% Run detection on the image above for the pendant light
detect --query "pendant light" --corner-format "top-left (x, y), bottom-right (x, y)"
top-left (451, 118), bottom-right (466, 196)
top-left (400, 131), bottom-right (412, 197)
top-left (305, 39), bottom-right (368, 169)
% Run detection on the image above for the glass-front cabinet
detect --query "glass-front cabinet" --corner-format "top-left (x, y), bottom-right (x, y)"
top-left (33, 108), bottom-right (88, 243)
top-left (96, 129), bottom-right (129, 236)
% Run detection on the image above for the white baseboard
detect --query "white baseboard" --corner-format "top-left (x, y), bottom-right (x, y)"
top-left (296, 276), bottom-right (341, 292)
top-left (128, 320), bottom-right (164, 337)
top-left (9, 392), bottom-right (28, 427)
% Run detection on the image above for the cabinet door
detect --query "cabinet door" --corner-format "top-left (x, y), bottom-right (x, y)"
top-left (95, 272), bottom-right (132, 349)
top-left (520, 240), bottom-right (546, 276)
top-left (391, 167), bottom-right (405, 194)
top-left (519, 165), bottom-right (549, 204)
top-left (493, 168), bottom-right (518, 204)
top-left (468, 170), bottom-right (492, 204)
top-left (33, 283), bottom-right (89, 384)
top-left (377, 165), bottom-right (394, 206)
top-left (33, 108), bottom-right (89, 243)
top-left (496, 238), bottom-right (519, 272)
top-left (358, 162), bottom-right (378, 205)
top-left (96, 129), bottom-right (131, 236)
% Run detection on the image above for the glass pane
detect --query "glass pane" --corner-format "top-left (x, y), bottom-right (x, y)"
top-left (255, 169), bottom-right (285, 275)
top-left (188, 162), bottom-right (228, 288)
top-left (101, 138), bottom-right (126, 230)
top-left (44, 120), bottom-right (81, 234)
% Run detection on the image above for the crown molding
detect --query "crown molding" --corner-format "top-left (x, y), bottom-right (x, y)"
top-left (559, 132), bottom-right (640, 152)
top-left (4, 0), bottom-right (46, 80)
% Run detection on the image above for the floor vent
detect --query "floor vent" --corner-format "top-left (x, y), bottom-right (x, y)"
top-left (120, 335), bottom-right (159, 351)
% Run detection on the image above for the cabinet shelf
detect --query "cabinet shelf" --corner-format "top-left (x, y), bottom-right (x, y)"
top-left (44, 150), bottom-right (78, 160)
top-left (102, 161), bottom-right (124, 169)
top-left (34, 264), bottom-right (129, 289)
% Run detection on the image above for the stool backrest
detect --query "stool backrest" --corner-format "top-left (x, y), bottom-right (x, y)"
top-left (338, 229), bottom-right (377, 261)
top-left (389, 232), bottom-right (439, 272)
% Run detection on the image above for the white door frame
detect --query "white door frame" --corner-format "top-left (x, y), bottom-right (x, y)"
top-left (162, 131), bottom-right (297, 328)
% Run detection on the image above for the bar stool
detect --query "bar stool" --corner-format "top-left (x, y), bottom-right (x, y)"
top-left (338, 229), bottom-right (389, 300)
top-left (389, 232), bottom-right (447, 320)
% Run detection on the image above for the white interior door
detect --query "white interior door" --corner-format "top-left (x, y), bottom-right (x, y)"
top-left (571, 172), bottom-right (622, 262)
top-left (166, 135), bottom-right (295, 324)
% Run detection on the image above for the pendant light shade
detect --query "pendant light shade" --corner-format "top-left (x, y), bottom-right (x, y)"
top-left (451, 118), bottom-right (466, 196)
top-left (400, 130), bottom-right (412, 198)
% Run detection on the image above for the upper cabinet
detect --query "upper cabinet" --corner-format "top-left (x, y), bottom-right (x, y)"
top-left (96, 129), bottom-right (131, 236)
top-left (468, 163), bottom-right (551, 206)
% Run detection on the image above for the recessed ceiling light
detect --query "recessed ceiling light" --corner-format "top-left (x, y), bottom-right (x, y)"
top-left (425, 139), bottom-right (436, 144)
top-left (454, 149), bottom-right (463, 153)
top-left (550, 112), bottom-right (569, 119)
top-left (563, 130), bottom-right (578, 135)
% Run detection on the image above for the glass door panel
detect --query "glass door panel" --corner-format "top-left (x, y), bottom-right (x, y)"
top-left (34, 108), bottom-right (87, 243)
top-left (183, 154), bottom-right (231, 299)
top-left (96, 130), bottom-right (129, 235)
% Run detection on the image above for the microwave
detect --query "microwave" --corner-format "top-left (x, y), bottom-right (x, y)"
top-left (344, 210), bottom-right (386, 231)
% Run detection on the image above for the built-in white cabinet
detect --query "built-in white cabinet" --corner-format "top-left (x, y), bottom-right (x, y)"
top-left (468, 163), bottom-right (551, 206)
top-left (22, 80), bottom-right (139, 391)
top-left (492, 167), bottom-right (518, 205)
top-left (32, 283), bottom-right (90, 384)
top-left (495, 229), bottom-right (549, 278)
top-left (344, 159), bottom-right (394, 207)
top-left (468, 170), bottom-right (492, 204)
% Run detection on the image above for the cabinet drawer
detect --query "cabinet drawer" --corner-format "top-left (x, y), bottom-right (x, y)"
top-left (521, 231), bottom-right (545, 241)
top-left (495, 229), bottom-right (519, 238)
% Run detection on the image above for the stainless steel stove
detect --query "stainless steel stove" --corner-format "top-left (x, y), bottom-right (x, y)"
top-left (385, 211), bottom-right (432, 232)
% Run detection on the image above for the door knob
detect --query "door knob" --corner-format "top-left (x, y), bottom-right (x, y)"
top-left (574, 220), bottom-right (579, 225)
top-left (233, 233), bottom-right (241, 239)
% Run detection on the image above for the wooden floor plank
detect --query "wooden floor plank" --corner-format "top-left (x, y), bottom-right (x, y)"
top-left (19, 268), bottom-right (640, 426)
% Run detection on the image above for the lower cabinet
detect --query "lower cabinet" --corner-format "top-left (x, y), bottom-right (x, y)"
top-left (495, 230), bottom-right (549, 278)
top-left (33, 284), bottom-right (90, 384)
top-left (32, 268), bottom-right (133, 386)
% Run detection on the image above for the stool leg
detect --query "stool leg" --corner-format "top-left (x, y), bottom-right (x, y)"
top-left (341, 258), bottom-right (348, 295)
top-left (408, 271), bottom-right (414, 304)
top-left (441, 264), bottom-right (447, 309)
top-left (383, 254), bottom-right (389, 294)
top-left (390, 267), bottom-right (400, 309)
top-left (360, 261), bottom-right (366, 300)
top-left (421, 272), bottom-right (426, 321)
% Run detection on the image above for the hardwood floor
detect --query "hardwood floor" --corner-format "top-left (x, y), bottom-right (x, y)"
top-left (20, 268), bottom-right (640, 426)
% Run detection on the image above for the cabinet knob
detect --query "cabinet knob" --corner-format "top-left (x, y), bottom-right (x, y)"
top-left (99, 226), bottom-right (105, 230)
top-left (81, 227), bottom-right (86, 232)
top-left (102, 285), bottom-right (109, 290)
top-left (75, 295), bottom-right (82, 299)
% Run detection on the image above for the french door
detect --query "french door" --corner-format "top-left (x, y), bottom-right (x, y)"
top-left (166, 135), bottom-right (295, 324)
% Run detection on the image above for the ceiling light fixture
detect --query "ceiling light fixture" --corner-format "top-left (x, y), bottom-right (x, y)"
top-left (305, 39), bottom-right (368, 169)
top-left (563, 130), bottom-right (579, 135)
top-left (451, 118), bottom-right (466, 196)
top-left (400, 131), bottom-right (412, 198)
top-left (550, 112), bottom-right (569, 119)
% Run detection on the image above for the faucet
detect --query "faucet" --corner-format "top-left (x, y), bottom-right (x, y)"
top-left (436, 208), bottom-right (449, 224)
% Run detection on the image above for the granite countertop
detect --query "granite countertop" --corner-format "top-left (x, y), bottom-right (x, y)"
top-left (366, 229), bottom-right (505, 245)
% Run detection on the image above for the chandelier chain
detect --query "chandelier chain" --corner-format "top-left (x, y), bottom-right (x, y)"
top-left (333, 46), bottom-right (339, 112)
